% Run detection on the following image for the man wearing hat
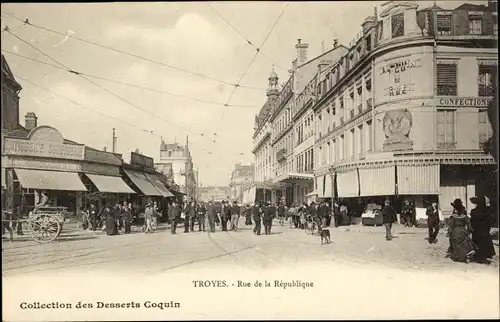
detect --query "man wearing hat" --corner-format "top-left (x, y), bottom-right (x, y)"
top-left (252, 202), bottom-right (262, 235)
top-left (144, 203), bottom-right (154, 234)
top-left (381, 199), bottom-right (397, 241)
top-left (469, 196), bottom-right (496, 263)
top-left (220, 200), bottom-right (231, 231)
top-left (230, 200), bottom-right (241, 231)
top-left (207, 200), bottom-right (217, 233)
top-left (168, 200), bottom-right (181, 234)
top-left (262, 201), bottom-right (274, 235)
top-left (425, 201), bottom-right (440, 243)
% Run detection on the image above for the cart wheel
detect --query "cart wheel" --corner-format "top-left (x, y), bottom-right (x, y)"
top-left (27, 215), bottom-right (61, 243)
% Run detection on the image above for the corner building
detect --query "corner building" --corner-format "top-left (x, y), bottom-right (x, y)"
top-left (313, 1), bottom-right (497, 216)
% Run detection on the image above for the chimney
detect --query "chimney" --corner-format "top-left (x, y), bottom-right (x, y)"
top-left (374, 6), bottom-right (378, 20)
top-left (103, 146), bottom-right (107, 152)
top-left (333, 39), bottom-right (339, 48)
top-left (295, 38), bottom-right (309, 64)
top-left (24, 112), bottom-right (38, 131)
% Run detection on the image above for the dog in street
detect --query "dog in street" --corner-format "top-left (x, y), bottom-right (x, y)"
top-left (320, 228), bottom-right (331, 245)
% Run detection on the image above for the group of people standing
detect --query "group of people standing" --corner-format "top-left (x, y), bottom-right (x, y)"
top-left (82, 201), bottom-right (134, 236)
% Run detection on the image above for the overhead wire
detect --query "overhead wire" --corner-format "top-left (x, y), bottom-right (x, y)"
top-left (206, 3), bottom-right (287, 73)
top-left (5, 28), bottom-right (216, 141)
top-left (212, 2), bottom-right (289, 139)
top-left (1, 49), bottom-right (260, 109)
top-left (1, 11), bottom-right (267, 91)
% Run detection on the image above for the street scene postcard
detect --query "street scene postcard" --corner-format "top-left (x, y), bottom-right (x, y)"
top-left (1, 1), bottom-right (499, 320)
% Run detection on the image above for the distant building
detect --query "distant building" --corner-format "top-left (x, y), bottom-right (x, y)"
top-left (229, 162), bottom-right (254, 203)
top-left (198, 186), bottom-right (231, 202)
top-left (155, 136), bottom-right (197, 200)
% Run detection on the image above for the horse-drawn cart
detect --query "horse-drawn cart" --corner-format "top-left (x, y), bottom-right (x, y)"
top-left (2, 206), bottom-right (69, 243)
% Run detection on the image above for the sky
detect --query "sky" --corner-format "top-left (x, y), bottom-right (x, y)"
top-left (0, 1), bottom-right (485, 186)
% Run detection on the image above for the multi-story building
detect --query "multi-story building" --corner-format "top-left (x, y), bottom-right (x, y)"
top-left (269, 39), bottom-right (347, 206)
top-left (155, 136), bottom-right (197, 201)
top-left (229, 162), bottom-right (254, 203)
top-left (198, 186), bottom-right (231, 202)
top-left (312, 0), bottom-right (497, 216)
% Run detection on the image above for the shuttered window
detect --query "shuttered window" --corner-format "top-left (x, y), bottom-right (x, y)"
top-left (437, 63), bottom-right (457, 96)
top-left (478, 110), bottom-right (492, 146)
top-left (478, 64), bottom-right (496, 97)
top-left (436, 110), bottom-right (456, 149)
top-left (391, 13), bottom-right (405, 38)
top-left (437, 15), bottom-right (452, 35)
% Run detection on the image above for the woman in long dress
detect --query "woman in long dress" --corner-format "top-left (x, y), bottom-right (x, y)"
top-left (105, 205), bottom-right (118, 236)
top-left (447, 199), bottom-right (476, 263)
top-left (470, 196), bottom-right (496, 264)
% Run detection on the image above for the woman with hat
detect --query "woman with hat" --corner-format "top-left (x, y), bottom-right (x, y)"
top-left (470, 196), bottom-right (496, 264)
top-left (447, 198), bottom-right (476, 263)
top-left (105, 204), bottom-right (118, 236)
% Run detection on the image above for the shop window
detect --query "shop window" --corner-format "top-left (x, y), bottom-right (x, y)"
top-left (391, 13), bottom-right (405, 38)
top-left (468, 15), bottom-right (482, 35)
top-left (478, 110), bottom-right (492, 146)
top-left (437, 15), bottom-right (452, 35)
top-left (478, 64), bottom-right (496, 97)
top-left (437, 63), bottom-right (457, 96)
top-left (436, 109), bottom-right (456, 149)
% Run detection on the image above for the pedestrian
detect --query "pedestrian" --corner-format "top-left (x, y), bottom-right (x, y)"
top-left (381, 199), bottom-right (396, 241)
top-left (197, 202), bottom-right (207, 232)
top-left (215, 201), bottom-right (221, 226)
top-left (152, 201), bottom-right (159, 231)
top-left (105, 205), bottom-right (118, 236)
top-left (333, 201), bottom-right (341, 227)
top-left (87, 204), bottom-right (98, 231)
top-left (169, 201), bottom-right (181, 234)
top-left (324, 201), bottom-right (332, 227)
top-left (447, 198), bottom-right (476, 263)
top-left (144, 203), bottom-right (154, 234)
top-left (277, 202), bottom-right (286, 226)
top-left (340, 203), bottom-right (350, 226)
top-left (229, 201), bottom-right (240, 231)
top-left (220, 200), bottom-right (231, 231)
top-left (253, 203), bottom-right (262, 235)
top-left (469, 196), bottom-right (496, 264)
top-left (115, 202), bottom-right (123, 231)
top-left (122, 201), bottom-right (132, 234)
top-left (318, 201), bottom-right (327, 228)
top-left (207, 200), bottom-right (217, 233)
top-left (188, 200), bottom-right (197, 232)
top-left (426, 202), bottom-right (440, 244)
top-left (182, 201), bottom-right (191, 233)
top-left (244, 204), bottom-right (253, 225)
top-left (81, 207), bottom-right (89, 230)
top-left (263, 202), bottom-right (273, 235)
top-left (401, 200), bottom-right (412, 227)
top-left (299, 203), bottom-right (307, 229)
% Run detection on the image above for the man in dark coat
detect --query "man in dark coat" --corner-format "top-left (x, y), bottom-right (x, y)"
top-left (318, 201), bottom-right (328, 227)
top-left (197, 202), bottom-right (207, 232)
top-left (169, 201), bottom-right (181, 234)
top-left (230, 201), bottom-right (241, 231)
top-left (220, 200), bottom-right (231, 231)
top-left (263, 202), bottom-right (274, 235)
top-left (207, 200), bottom-right (217, 233)
top-left (188, 200), bottom-right (197, 232)
top-left (88, 204), bottom-right (98, 231)
top-left (253, 203), bottom-right (262, 235)
top-left (122, 201), bottom-right (133, 234)
top-left (426, 202), bottom-right (440, 243)
top-left (470, 196), bottom-right (496, 263)
top-left (182, 201), bottom-right (191, 233)
top-left (382, 199), bottom-right (397, 241)
top-left (244, 204), bottom-right (253, 225)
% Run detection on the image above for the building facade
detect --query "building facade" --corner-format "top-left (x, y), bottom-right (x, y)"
top-left (198, 186), bottom-right (231, 202)
top-left (229, 162), bottom-right (254, 203)
top-left (311, 0), bottom-right (497, 216)
top-left (155, 137), bottom-right (198, 201)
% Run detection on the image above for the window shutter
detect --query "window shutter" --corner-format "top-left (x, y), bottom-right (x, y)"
top-left (437, 64), bottom-right (457, 85)
top-left (437, 15), bottom-right (452, 30)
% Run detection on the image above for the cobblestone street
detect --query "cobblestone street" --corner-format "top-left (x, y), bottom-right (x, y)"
top-left (3, 220), bottom-right (499, 277)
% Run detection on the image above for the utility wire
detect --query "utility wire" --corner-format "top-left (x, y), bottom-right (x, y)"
top-left (207, 3), bottom-right (287, 73)
top-left (2, 11), bottom-right (267, 91)
top-left (2, 49), bottom-right (260, 109)
top-left (5, 28), bottom-right (214, 140)
top-left (213, 2), bottom-right (289, 138)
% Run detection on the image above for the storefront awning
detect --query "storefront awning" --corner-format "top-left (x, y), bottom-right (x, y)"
top-left (337, 169), bottom-right (359, 198)
top-left (397, 163), bottom-right (440, 195)
top-left (144, 173), bottom-right (174, 198)
top-left (306, 190), bottom-right (318, 197)
top-left (14, 168), bottom-right (87, 191)
top-left (123, 169), bottom-right (162, 197)
top-left (359, 165), bottom-right (395, 197)
top-left (85, 173), bottom-right (136, 194)
top-left (276, 172), bottom-right (314, 183)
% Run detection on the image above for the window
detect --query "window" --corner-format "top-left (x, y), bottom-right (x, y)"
top-left (437, 63), bottom-right (457, 96)
top-left (437, 15), bottom-right (452, 35)
top-left (468, 15), bottom-right (482, 35)
top-left (391, 13), bottom-right (405, 38)
top-left (478, 64), bottom-right (496, 97)
top-left (478, 110), bottom-right (492, 146)
top-left (168, 151), bottom-right (172, 157)
top-left (436, 110), bottom-right (456, 149)
top-left (365, 36), bottom-right (371, 52)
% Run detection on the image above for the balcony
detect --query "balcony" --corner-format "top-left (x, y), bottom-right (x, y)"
top-left (366, 98), bottom-right (373, 109)
top-left (349, 110), bottom-right (355, 119)
top-left (276, 148), bottom-right (287, 162)
top-left (357, 104), bottom-right (363, 114)
top-left (437, 142), bottom-right (457, 150)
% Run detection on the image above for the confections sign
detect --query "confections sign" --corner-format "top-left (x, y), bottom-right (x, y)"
top-left (437, 97), bottom-right (493, 107)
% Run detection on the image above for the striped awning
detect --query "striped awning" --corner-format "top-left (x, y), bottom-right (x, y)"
top-left (336, 169), bottom-right (360, 198)
top-left (14, 169), bottom-right (87, 191)
top-left (397, 164), bottom-right (440, 195)
top-left (123, 169), bottom-right (162, 197)
top-left (359, 165), bottom-right (395, 197)
top-left (85, 174), bottom-right (136, 194)
top-left (143, 173), bottom-right (174, 198)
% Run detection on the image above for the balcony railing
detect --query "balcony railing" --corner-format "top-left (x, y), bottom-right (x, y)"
top-left (437, 142), bottom-right (457, 150)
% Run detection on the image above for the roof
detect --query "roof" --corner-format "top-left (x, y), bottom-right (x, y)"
top-left (455, 3), bottom-right (488, 11)
top-left (160, 141), bottom-right (185, 151)
top-left (1, 54), bottom-right (22, 91)
top-left (1, 124), bottom-right (81, 144)
top-left (297, 44), bottom-right (348, 69)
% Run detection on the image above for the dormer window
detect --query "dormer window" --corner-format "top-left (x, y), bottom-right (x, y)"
top-left (468, 12), bottom-right (483, 35)
top-left (437, 13), bottom-right (452, 36)
top-left (391, 13), bottom-right (405, 38)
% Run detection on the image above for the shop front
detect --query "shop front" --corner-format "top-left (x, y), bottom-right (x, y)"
top-left (274, 172), bottom-right (313, 206)
top-left (80, 146), bottom-right (135, 213)
top-left (1, 126), bottom-right (87, 218)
